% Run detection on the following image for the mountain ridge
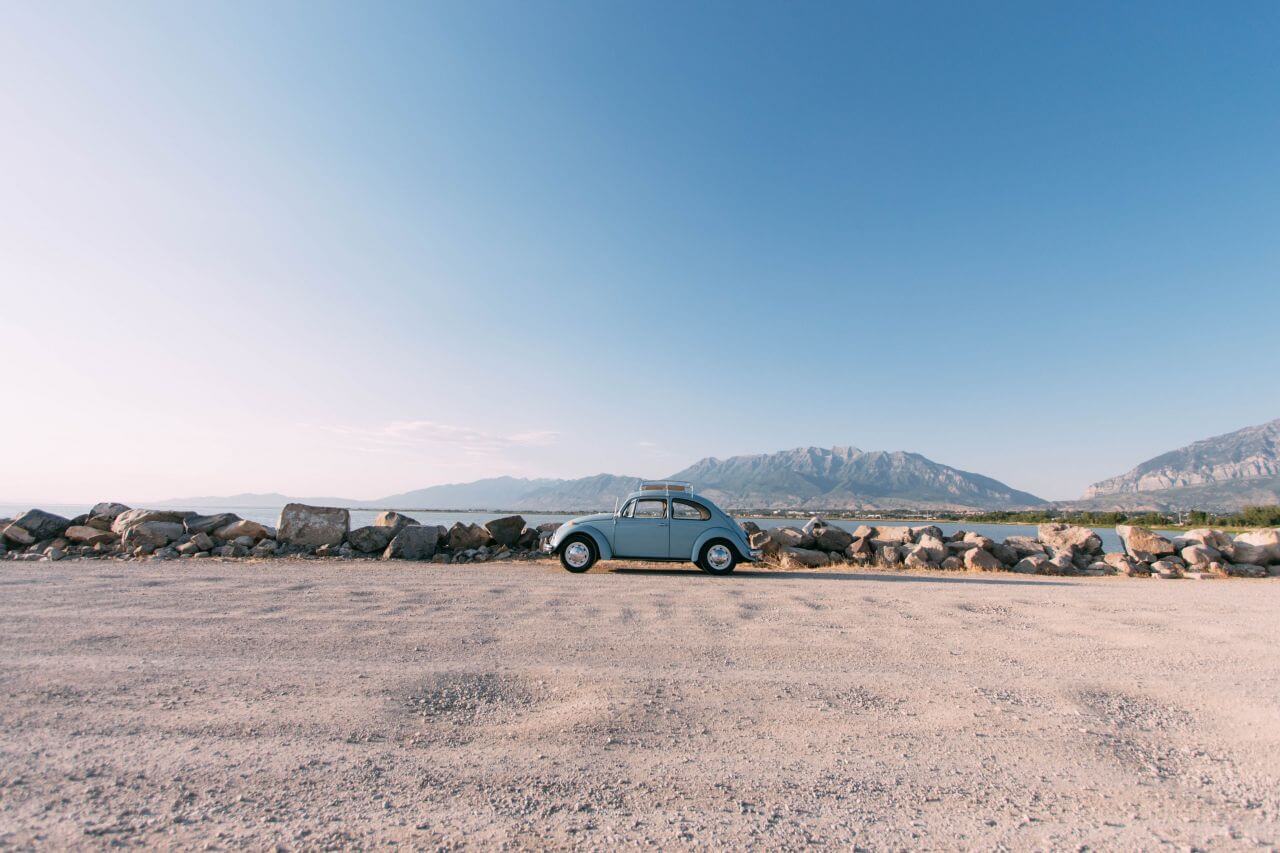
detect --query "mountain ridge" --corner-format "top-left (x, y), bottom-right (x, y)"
top-left (152, 445), bottom-right (1045, 511)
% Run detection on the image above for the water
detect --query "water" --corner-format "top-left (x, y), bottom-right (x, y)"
top-left (1, 502), bottom-right (1162, 553)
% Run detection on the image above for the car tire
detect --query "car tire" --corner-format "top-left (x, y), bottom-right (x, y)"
top-left (559, 534), bottom-right (597, 573)
top-left (698, 539), bottom-right (738, 575)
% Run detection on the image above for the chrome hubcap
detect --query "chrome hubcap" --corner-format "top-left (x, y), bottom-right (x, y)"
top-left (707, 544), bottom-right (732, 570)
top-left (565, 542), bottom-right (590, 568)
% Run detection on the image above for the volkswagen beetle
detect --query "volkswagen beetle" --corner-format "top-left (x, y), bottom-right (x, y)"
top-left (543, 482), bottom-right (761, 574)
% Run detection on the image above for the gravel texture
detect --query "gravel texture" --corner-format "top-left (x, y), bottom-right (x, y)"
top-left (1, 559), bottom-right (1279, 849)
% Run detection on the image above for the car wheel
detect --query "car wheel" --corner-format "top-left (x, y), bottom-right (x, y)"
top-left (559, 535), bottom-right (597, 573)
top-left (698, 540), bottom-right (738, 575)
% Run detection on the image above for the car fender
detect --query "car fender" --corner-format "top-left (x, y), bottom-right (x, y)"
top-left (690, 526), bottom-right (753, 562)
top-left (554, 524), bottom-right (614, 561)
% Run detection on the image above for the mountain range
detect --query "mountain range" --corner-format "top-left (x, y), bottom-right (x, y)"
top-left (155, 446), bottom-right (1046, 512)
top-left (1070, 418), bottom-right (1280, 512)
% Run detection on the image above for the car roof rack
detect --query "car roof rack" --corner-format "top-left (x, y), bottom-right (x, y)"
top-left (637, 480), bottom-right (693, 493)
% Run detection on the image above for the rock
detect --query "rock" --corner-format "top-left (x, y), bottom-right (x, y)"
top-left (940, 556), bottom-right (964, 570)
top-left (916, 534), bottom-right (947, 564)
top-left (251, 539), bottom-right (278, 558)
top-left (89, 502), bottom-right (131, 520)
top-left (845, 537), bottom-right (874, 559)
top-left (384, 525), bottom-right (441, 560)
top-left (447, 522), bottom-right (492, 552)
top-left (1085, 561), bottom-right (1114, 576)
top-left (185, 513), bottom-right (241, 535)
top-left (315, 543), bottom-right (339, 557)
top-left (990, 542), bottom-right (1018, 565)
top-left (780, 547), bottom-right (830, 569)
top-left (751, 530), bottom-right (778, 558)
top-left (220, 542), bottom-right (250, 558)
top-left (112, 509), bottom-right (190, 534)
top-left (741, 520), bottom-right (761, 535)
top-left (770, 526), bottom-right (815, 549)
top-left (1037, 523), bottom-right (1103, 555)
top-left (2, 523), bottom-right (35, 547)
top-left (1226, 563), bottom-right (1267, 578)
top-left (946, 540), bottom-right (977, 554)
top-left (1116, 525), bottom-right (1174, 560)
top-left (1233, 529), bottom-right (1280, 565)
top-left (374, 511), bottom-right (419, 537)
top-left (1012, 554), bottom-right (1050, 574)
top-left (85, 514), bottom-right (118, 532)
top-left (188, 531), bottom-right (214, 551)
top-left (176, 540), bottom-right (204, 556)
top-left (1004, 536), bottom-right (1047, 557)
top-left (348, 525), bottom-right (395, 554)
top-left (277, 503), bottom-right (349, 549)
top-left (964, 548), bottom-right (1002, 571)
top-left (1172, 528), bottom-right (1234, 552)
top-left (47, 547), bottom-right (65, 561)
top-left (870, 526), bottom-right (914, 547)
top-left (962, 532), bottom-right (995, 550)
top-left (877, 545), bottom-right (902, 566)
top-left (813, 525), bottom-right (854, 553)
top-left (1180, 544), bottom-right (1219, 567)
top-left (484, 515), bottom-right (526, 548)
top-left (12, 509), bottom-right (72, 541)
top-left (121, 521), bottom-right (184, 550)
top-left (1150, 559), bottom-right (1183, 579)
top-left (213, 519), bottom-right (271, 542)
top-left (64, 525), bottom-right (117, 546)
top-left (1046, 553), bottom-right (1077, 575)
top-left (850, 525), bottom-right (876, 540)
top-left (537, 521), bottom-right (563, 535)
top-left (902, 547), bottom-right (935, 569)
top-left (913, 526), bottom-right (944, 543)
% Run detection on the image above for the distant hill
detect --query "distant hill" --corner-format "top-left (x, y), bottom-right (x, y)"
top-left (1077, 418), bottom-right (1280, 511)
top-left (669, 446), bottom-right (1046, 511)
top-left (153, 445), bottom-right (1046, 512)
top-left (150, 492), bottom-right (364, 508)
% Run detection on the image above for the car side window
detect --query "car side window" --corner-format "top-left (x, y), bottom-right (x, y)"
top-left (631, 499), bottom-right (667, 519)
top-left (672, 499), bottom-right (710, 521)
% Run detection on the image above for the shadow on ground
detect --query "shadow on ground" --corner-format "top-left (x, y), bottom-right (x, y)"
top-left (606, 566), bottom-right (1076, 587)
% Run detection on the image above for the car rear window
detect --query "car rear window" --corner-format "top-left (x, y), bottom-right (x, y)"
top-left (672, 499), bottom-right (710, 520)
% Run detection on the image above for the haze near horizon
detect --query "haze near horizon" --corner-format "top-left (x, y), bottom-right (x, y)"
top-left (3, 1), bottom-right (1278, 504)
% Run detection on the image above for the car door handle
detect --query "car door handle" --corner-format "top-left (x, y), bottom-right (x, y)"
top-left (657, 522), bottom-right (668, 527)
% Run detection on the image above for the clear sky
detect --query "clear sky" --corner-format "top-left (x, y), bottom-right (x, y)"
top-left (2, 1), bottom-right (1278, 504)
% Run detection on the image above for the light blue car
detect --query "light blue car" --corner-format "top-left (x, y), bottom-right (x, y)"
top-left (543, 482), bottom-right (761, 575)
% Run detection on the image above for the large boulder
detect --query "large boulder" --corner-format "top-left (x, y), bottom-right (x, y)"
top-left (780, 547), bottom-right (830, 569)
top-left (383, 525), bottom-right (440, 560)
top-left (484, 515), bottom-right (526, 549)
top-left (112, 509), bottom-right (189, 534)
top-left (991, 542), bottom-right (1019, 565)
top-left (2, 523), bottom-right (36, 547)
top-left (1226, 563), bottom-right (1268, 579)
top-left (913, 526), bottom-right (944, 543)
top-left (214, 520), bottom-right (271, 542)
top-left (850, 525), bottom-right (876, 540)
top-left (770, 526), bottom-right (815, 549)
top-left (1004, 536), bottom-right (1047, 557)
top-left (89, 502), bottom-right (131, 521)
top-left (12, 509), bottom-right (72, 541)
top-left (121, 521), bottom-right (184, 550)
top-left (374, 511), bottom-right (419, 537)
top-left (964, 547), bottom-right (1002, 571)
top-left (1173, 528), bottom-right (1234, 552)
top-left (1012, 554), bottom-right (1050, 574)
top-left (1180, 544), bottom-right (1220, 567)
top-left (916, 534), bottom-right (947, 564)
top-left (1104, 552), bottom-right (1148, 576)
top-left (348, 525), bottom-right (395, 554)
top-left (845, 536), bottom-right (874, 560)
top-left (1233, 529), bottom-right (1280, 565)
top-left (185, 513), bottom-right (240, 535)
top-left (870, 526), bottom-right (914, 547)
top-left (277, 503), bottom-right (349, 549)
top-left (64, 525), bottom-right (117, 546)
top-left (963, 532), bottom-right (995, 550)
top-left (877, 545), bottom-right (903, 566)
top-left (813, 525), bottom-right (854, 553)
top-left (902, 546), bottom-right (936, 569)
top-left (1116, 525), bottom-right (1175, 561)
top-left (1037, 523), bottom-right (1102, 555)
top-left (447, 522), bottom-right (492, 552)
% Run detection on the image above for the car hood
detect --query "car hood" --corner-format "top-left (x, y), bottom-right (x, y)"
top-left (565, 512), bottom-right (613, 527)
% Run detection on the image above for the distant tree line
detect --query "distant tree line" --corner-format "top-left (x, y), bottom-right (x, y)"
top-left (963, 505), bottom-right (1280, 528)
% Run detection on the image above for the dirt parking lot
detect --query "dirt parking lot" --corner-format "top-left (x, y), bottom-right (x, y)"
top-left (1, 559), bottom-right (1278, 849)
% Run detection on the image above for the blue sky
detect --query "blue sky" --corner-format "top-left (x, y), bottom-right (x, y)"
top-left (2, 1), bottom-right (1278, 503)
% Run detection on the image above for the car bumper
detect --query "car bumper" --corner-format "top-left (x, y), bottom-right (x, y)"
top-left (749, 548), bottom-right (763, 561)
top-left (540, 539), bottom-right (555, 554)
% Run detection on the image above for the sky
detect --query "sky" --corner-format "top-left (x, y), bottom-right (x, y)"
top-left (2, 0), bottom-right (1278, 504)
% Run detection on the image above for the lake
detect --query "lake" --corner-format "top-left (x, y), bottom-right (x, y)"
top-left (1, 502), bottom-right (1154, 554)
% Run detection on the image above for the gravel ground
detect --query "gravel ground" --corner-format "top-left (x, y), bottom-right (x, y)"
top-left (1, 558), bottom-right (1278, 849)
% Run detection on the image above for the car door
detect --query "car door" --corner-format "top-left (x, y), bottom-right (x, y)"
top-left (612, 497), bottom-right (670, 559)
top-left (668, 497), bottom-right (711, 559)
